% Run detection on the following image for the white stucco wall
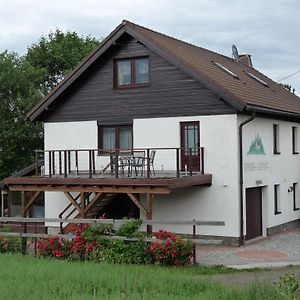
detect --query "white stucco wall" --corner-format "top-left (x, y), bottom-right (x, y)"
top-left (241, 116), bottom-right (300, 235)
top-left (44, 116), bottom-right (241, 237)
top-left (135, 114), bottom-right (240, 237)
top-left (42, 114), bottom-right (300, 238)
top-left (44, 121), bottom-right (98, 223)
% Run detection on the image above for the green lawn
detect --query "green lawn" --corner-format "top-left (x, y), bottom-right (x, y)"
top-left (0, 254), bottom-right (279, 299)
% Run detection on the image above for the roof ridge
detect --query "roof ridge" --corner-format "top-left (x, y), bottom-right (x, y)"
top-left (123, 20), bottom-right (233, 62)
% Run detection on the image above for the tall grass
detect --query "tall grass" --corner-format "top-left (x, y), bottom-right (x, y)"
top-left (0, 254), bottom-right (280, 299)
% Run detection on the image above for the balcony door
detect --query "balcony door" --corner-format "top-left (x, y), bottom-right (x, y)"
top-left (180, 121), bottom-right (200, 172)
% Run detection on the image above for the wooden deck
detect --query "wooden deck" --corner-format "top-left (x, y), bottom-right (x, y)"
top-left (5, 174), bottom-right (212, 195)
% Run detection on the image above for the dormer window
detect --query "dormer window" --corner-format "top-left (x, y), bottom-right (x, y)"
top-left (115, 57), bottom-right (149, 88)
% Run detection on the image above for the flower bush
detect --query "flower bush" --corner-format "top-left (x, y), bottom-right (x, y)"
top-left (37, 223), bottom-right (97, 260)
top-left (36, 220), bottom-right (192, 266)
top-left (145, 229), bottom-right (193, 266)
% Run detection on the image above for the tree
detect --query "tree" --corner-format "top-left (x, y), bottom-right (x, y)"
top-left (0, 52), bottom-right (43, 180)
top-left (26, 29), bottom-right (99, 94)
top-left (279, 83), bottom-right (296, 94)
top-left (0, 30), bottom-right (100, 180)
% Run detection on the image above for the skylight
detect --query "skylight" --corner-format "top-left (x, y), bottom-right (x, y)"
top-left (246, 72), bottom-right (269, 87)
top-left (212, 62), bottom-right (239, 79)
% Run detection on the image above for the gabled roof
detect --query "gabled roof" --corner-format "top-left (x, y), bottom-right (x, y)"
top-left (28, 20), bottom-right (300, 121)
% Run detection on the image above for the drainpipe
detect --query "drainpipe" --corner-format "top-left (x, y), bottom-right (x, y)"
top-left (239, 112), bottom-right (255, 246)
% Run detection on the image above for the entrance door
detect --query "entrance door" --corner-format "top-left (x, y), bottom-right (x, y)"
top-left (246, 187), bottom-right (262, 240)
top-left (180, 121), bottom-right (200, 172)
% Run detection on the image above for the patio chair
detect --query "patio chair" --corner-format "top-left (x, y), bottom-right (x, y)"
top-left (148, 150), bottom-right (156, 176)
top-left (129, 151), bottom-right (145, 177)
top-left (118, 150), bottom-right (133, 175)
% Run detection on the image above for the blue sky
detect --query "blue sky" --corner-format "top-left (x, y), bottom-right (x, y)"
top-left (0, 0), bottom-right (299, 94)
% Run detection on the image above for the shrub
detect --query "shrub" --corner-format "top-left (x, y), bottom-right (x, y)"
top-left (145, 229), bottom-right (193, 266)
top-left (115, 219), bottom-right (143, 238)
top-left (37, 236), bottom-right (68, 259)
top-left (37, 223), bottom-right (97, 260)
top-left (36, 221), bottom-right (192, 266)
top-left (0, 228), bottom-right (21, 253)
top-left (274, 273), bottom-right (299, 300)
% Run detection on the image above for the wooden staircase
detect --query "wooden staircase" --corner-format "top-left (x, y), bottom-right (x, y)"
top-left (60, 193), bottom-right (115, 233)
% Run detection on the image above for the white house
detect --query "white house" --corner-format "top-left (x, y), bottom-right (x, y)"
top-left (5, 20), bottom-right (300, 245)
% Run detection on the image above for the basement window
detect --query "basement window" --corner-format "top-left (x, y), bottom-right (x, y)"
top-left (246, 72), bottom-right (269, 87)
top-left (212, 62), bottom-right (239, 79)
top-left (293, 183), bottom-right (299, 211)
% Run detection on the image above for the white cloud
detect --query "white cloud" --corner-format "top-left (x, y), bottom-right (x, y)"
top-left (0, 0), bottom-right (299, 93)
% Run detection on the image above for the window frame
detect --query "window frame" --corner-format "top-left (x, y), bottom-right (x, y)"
top-left (292, 126), bottom-right (299, 154)
top-left (114, 57), bottom-right (150, 88)
top-left (293, 183), bottom-right (299, 211)
top-left (274, 184), bottom-right (281, 215)
top-left (98, 125), bottom-right (133, 153)
top-left (273, 124), bottom-right (280, 155)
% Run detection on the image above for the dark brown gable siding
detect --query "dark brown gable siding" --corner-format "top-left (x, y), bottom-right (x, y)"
top-left (41, 34), bottom-right (236, 124)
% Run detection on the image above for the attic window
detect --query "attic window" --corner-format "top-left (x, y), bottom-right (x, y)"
top-left (246, 72), bottom-right (269, 87)
top-left (115, 57), bottom-right (149, 88)
top-left (212, 62), bottom-right (239, 79)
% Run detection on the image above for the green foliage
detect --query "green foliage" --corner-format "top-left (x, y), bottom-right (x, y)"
top-left (91, 240), bottom-right (151, 265)
top-left (0, 30), bottom-right (99, 180)
top-left (37, 220), bottom-right (192, 266)
top-left (279, 83), bottom-right (296, 94)
top-left (0, 228), bottom-right (21, 253)
top-left (274, 273), bottom-right (300, 300)
top-left (147, 230), bottom-right (193, 266)
top-left (115, 218), bottom-right (143, 238)
top-left (26, 29), bottom-right (99, 94)
top-left (0, 52), bottom-right (43, 180)
top-left (82, 223), bottom-right (114, 239)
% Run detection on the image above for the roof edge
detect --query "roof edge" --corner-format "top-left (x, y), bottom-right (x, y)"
top-left (27, 22), bottom-right (127, 122)
top-left (245, 104), bottom-right (300, 120)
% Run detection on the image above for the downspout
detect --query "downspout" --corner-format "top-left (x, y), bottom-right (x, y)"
top-left (239, 112), bottom-right (255, 246)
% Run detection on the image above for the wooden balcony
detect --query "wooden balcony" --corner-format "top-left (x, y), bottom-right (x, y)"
top-left (3, 147), bottom-right (212, 235)
top-left (35, 147), bottom-right (206, 179)
top-left (5, 147), bottom-right (212, 194)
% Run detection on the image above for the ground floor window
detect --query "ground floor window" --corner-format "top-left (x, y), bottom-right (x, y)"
top-left (293, 183), bottom-right (299, 211)
top-left (98, 126), bottom-right (133, 151)
top-left (274, 184), bottom-right (281, 215)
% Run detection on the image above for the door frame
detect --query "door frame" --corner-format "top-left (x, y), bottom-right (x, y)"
top-left (245, 187), bottom-right (263, 240)
top-left (180, 121), bottom-right (200, 172)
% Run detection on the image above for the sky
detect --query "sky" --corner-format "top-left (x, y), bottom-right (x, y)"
top-left (0, 0), bottom-right (299, 94)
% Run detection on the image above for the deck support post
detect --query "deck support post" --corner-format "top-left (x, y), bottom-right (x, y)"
top-left (80, 192), bottom-right (86, 218)
top-left (21, 191), bottom-right (27, 255)
top-left (146, 193), bottom-right (153, 236)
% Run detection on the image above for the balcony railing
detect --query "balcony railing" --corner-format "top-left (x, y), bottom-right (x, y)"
top-left (34, 147), bottom-right (205, 179)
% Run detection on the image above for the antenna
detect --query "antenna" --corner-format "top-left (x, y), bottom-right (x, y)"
top-left (232, 44), bottom-right (239, 61)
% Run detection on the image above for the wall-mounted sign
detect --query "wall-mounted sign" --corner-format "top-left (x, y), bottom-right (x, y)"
top-left (247, 134), bottom-right (265, 155)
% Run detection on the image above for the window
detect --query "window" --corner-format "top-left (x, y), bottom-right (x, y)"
top-left (273, 124), bottom-right (280, 154)
top-left (246, 72), bottom-right (269, 87)
top-left (292, 126), bottom-right (299, 154)
top-left (115, 57), bottom-right (149, 87)
top-left (99, 126), bottom-right (133, 151)
top-left (274, 184), bottom-right (281, 215)
top-left (212, 61), bottom-right (239, 79)
top-left (293, 183), bottom-right (299, 211)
